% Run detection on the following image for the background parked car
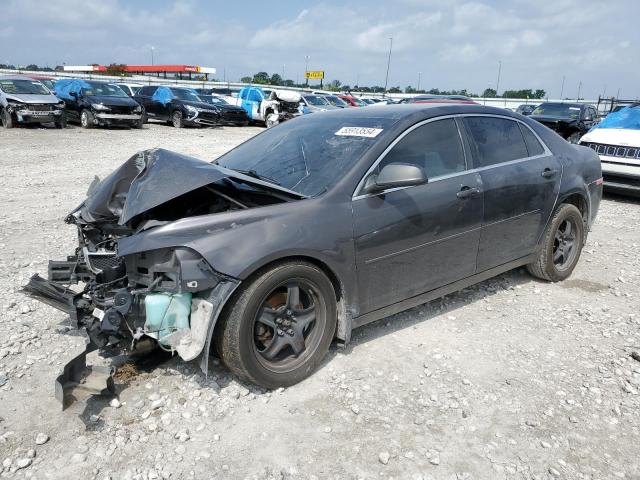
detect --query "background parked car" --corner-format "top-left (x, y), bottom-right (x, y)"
top-left (134, 86), bottom-right (221, 128)
top-left (322, 94), bottom-right (349, 108)
top-left (235, 86), bottom-right (301, 127)
top-left (579, 104), bottom-right (640, 196)
top-left (530, 102), bottom-right (599, 143)
top-left (54, 79), bottom-right (144, 129)
top-left (0, 75), bottom-right (66, 128)
top-left (191, 92), bottom-right (249, 126)
top-left (299, 94), bottom-right (340, 113)
top-left (407, 94), bottom-right (477, 104)
top-left (115, 83), bottom-right (144, 97)
top-left (516, 104), bottom-right (537, 116)
top-left (337, 94), bottom-right (366, 107)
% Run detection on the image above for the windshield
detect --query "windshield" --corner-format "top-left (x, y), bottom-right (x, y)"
top-left (0, 79), bottom-right (50, 95)
top-left (216, 114), bottom-right (396, 196)
top-left (81, 82), bottom-right (128, 97)
top-left (326, 95), bottom-right (348, 107)
top-left (200, 95), bottom-right (226, 105)
top-left (532, 103), bottom-right (581, 119)
top-left (171, 88), bottom-right (202, 102)
top-left (304, 95), bottom-right (329, 106)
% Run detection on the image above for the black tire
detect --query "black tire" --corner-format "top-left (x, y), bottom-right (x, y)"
top-left (1, 109), bottom-right (14, 128)
top-left (171, 110), bottom-right (184, 128)
top-left (55, 115), bottom-right (67, 129)
top-left (80, 109), bottom-right (94, 129)
top-left (216, 261), bottom-right (337, 389)
top-left (527, 203), bottom-right (585, 282)
top-left (133, 113), bottom-right (145, 129)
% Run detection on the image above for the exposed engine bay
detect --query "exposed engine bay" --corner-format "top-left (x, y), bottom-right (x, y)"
top-left (23, 148), bottom-right (300, 408)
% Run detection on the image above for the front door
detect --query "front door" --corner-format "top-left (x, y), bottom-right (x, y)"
top-left (353, 118), bottom-right (483, 315)
top-left (462, 116), bottom-right (562, 271)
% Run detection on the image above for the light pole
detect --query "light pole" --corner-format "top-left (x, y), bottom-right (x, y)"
top-left (282, 64), bottom-right (285, 82)
top-left (417, 71), bottom-right (422, 92)
top-left (304, 55), bottom-right (310, 87)
top-left (355, 73), bottom-right (359, 90)
top-left (150, 46), bottom-right (155, 66)
top-left (560, 75), bottom-right (565, 99)
top-left (577, 81), bottom-right (582, 101)
top-left (602, 83), bottom-right (606, 98)
top-left (495, 60), bottom-right (501, 96)
top-left (383, 37), bottom-right (393, 96)
top-left (616, 88), bottom-right (621, 99)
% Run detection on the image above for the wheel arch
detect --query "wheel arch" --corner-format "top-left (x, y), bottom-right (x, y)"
top-left (227, 254), bottom-right (352, 343)
top-left (557, 191), bottom-right (589, 227)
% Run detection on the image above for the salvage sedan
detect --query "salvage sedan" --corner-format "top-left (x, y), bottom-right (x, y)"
top-left (25, 104), bottom-right (603, 406)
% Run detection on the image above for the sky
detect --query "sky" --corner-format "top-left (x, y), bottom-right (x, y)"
top-left (2, 0), bottom-right (638, 99)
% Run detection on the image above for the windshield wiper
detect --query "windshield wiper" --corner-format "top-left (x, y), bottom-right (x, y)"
top-left (230, 169), bottom-right (282, 186)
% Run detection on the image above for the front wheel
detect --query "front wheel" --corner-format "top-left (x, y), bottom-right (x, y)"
top-left (55, 115), bottom-right (67, 129)
top-left (265, 113), bottom-right (279, 128)
top-left (80, 109), bottom-right (94, 129)
top-left (171, 110), bottom-right (184, 128)
top-left (217, 261), bottom-right (337, 389)
top-left (1, 109), bottom-right (14, 128)
top-left (527, 203), bottom-right (585, 282)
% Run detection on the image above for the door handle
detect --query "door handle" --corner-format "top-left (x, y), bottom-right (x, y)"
top-left (541, 168), bottom-right (558, 178)
top-left (456, 186), bottom-right (480, 199)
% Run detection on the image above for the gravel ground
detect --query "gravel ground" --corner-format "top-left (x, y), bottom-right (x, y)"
top-left (0, 123), bottom-right (639, 480)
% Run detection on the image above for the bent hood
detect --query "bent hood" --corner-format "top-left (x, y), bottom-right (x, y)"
top-left (6, 93), bottom-right (60, 104)
top-left (87, 95), bottom-right (139, 107)
top-left (581, 127), bottom-right (640, 146)
top-left (77, 148), bottom-right (303, 225)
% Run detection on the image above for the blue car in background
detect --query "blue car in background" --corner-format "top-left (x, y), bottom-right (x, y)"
top-left (234, 86), bottom-right (301, 127)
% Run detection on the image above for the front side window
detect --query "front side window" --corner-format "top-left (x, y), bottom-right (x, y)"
top-left (378, 119), bottom-right (466, 178)
top-left (464, 117), bottom-right (528, 167)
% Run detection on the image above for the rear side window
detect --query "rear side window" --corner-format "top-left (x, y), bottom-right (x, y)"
top-left (464, 117), bottom-right (528, 167)
top-left (519, 124), bottom-right (545, 156)
top-left (138, 86), bottom-right (158, 96)
top-left (378, 118), bottom-right (466, 178)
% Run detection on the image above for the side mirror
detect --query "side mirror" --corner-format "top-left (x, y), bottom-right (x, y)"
top-left (363, 163), bottom-right (428, 194)
top-left (69, 91), bottom-right (78, 98)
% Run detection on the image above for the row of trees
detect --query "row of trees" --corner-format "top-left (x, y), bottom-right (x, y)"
top-left (239, 72), bottom-right (546, 98)
top-left (0, 64), bottom-right (547, 98)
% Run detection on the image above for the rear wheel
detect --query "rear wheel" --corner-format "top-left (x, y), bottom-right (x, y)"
top-left (217, 261), bottom-right (337, 389)
top-left (527, 203), bottom-right (585, 282)
top-left (80, 109), bottom-right (94, 129)
top-left (171, 110), bottom-right (184, 128)
top-left (1, 109), bottom-right (14, 128)
top-left (265, 113), bottom-right (279, 128)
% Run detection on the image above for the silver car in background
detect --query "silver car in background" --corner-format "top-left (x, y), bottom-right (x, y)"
top-left (0, 75), bottom-right (66, 128)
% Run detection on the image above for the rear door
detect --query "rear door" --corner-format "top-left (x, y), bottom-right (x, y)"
top-left (462, 115), bottom-right (561, 271)
top-left (353, 117), bottom-right (483, 314)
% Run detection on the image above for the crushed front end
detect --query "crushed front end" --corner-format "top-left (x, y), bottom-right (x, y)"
top-left (24, 213), bottom-right (239, 408)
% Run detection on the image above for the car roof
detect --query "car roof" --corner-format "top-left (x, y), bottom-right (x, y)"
top-left (538, 101), bottom-right (586, 108)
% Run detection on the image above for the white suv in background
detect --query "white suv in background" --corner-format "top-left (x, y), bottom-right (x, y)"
top-left (580, 104), bottom-right (640, 196)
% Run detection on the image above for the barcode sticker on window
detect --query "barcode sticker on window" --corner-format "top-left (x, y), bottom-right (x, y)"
top-left (335, 127), bottom-right (383, 138)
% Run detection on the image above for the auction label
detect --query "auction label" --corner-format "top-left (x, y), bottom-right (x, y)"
top-left (335, 127), bottom-right (384, 138)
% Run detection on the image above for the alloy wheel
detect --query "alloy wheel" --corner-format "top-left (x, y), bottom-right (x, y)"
top-left (553, 218), bottom-right (578, 270)
top-left (252, 280), bottom-right (325, 373)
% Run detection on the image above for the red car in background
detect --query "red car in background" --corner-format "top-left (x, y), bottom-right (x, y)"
top-left (337, 95), bottom-right (367, 107)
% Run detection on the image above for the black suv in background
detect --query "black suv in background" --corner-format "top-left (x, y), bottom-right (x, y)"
top-left (135, 86), bottom-right (226, 128)
top-left (196, 94), bottom-right (249, 126)
top-left (54, 79), bottom-right (144, 129)
top-left (530, 102), bottom-right (599, 143)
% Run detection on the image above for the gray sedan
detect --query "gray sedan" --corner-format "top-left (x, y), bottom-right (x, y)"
top-left (25, 104), bottom-right (603, 406)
